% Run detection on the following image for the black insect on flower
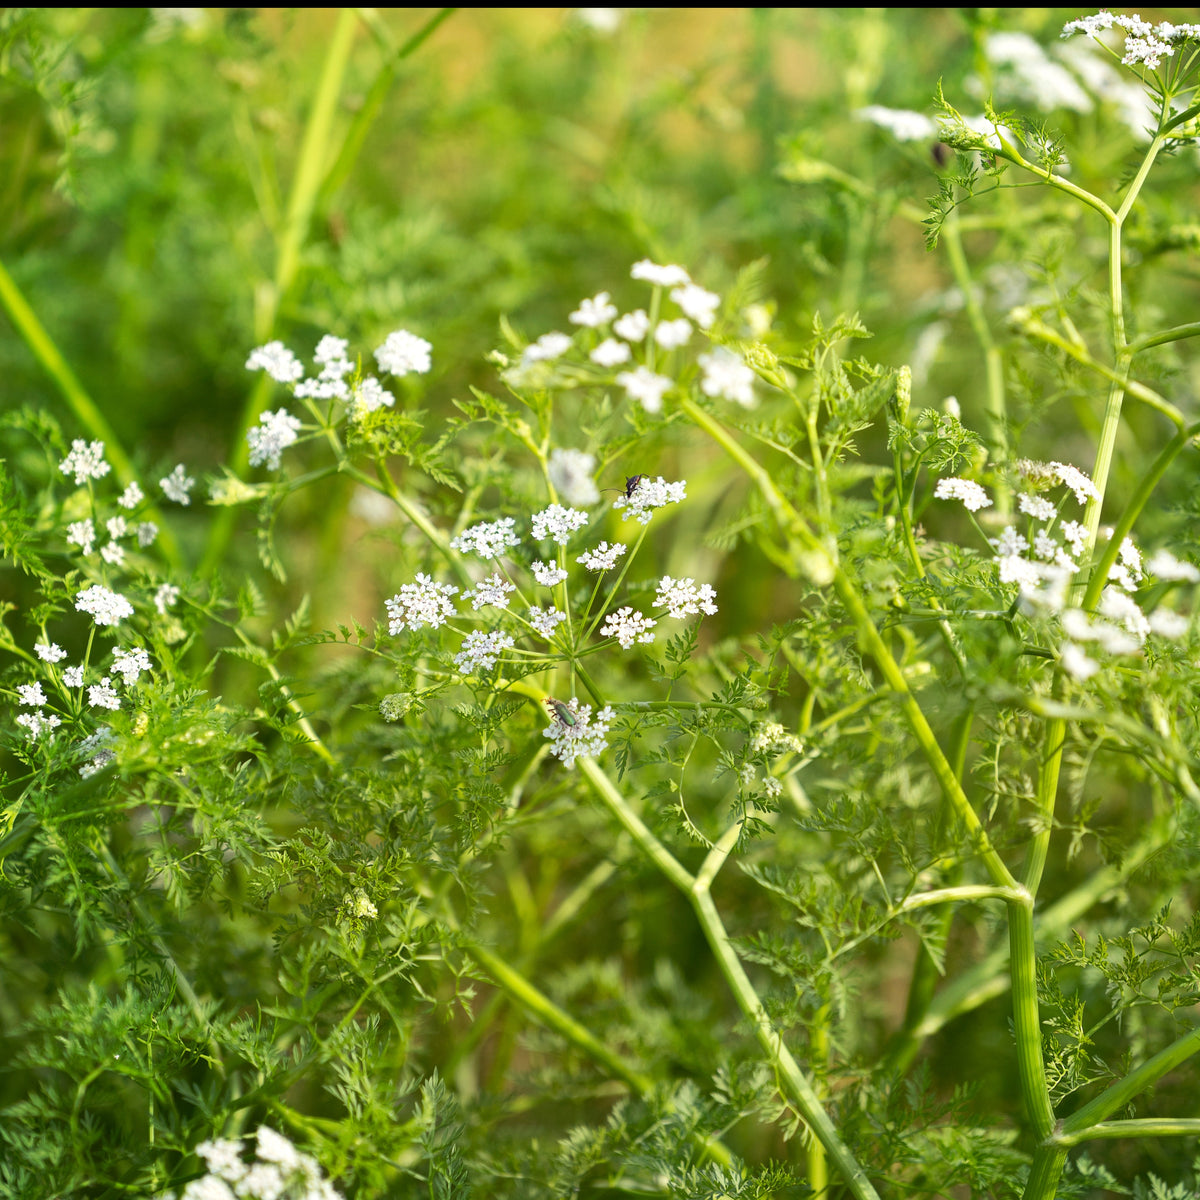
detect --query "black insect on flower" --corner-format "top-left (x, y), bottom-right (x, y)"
top-left (545, 697), bottom-right (577, 727)
top-left (622, 474), bottom-right (644, 499)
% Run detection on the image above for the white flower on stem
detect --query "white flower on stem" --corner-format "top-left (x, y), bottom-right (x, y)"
top-left (1061, 12), bottom-right (1115, 38)
top-left (450, 518), bottom-right (521, 559)
top-left (1018, 493), bottom-right (1056, 521)
top-left (528, 606), bottom-right (567, 639)
top-left (137, 522), bottom-right (159, 547)
top-left (1061, 642), bottom-right (1100, 680)
top-left (854, 105), bottom-right (937, 141)
top-left (246, 341), bottom-right (304, 384)
top-left (986, 31), bottom-right (1093, 113)
top-left (631, 260), bottom-right (691, 287)
top-left (294, 375), bottom-right (349, 401)
top-left (1149, 609), bottom-right (1189, 639)
top-left (1049, 461), bottom-right (1099, 505)
top-left (670, 283), bottom-right (720, 329)
top-left (17, 682), bottom-right (47, 707)
top-left (613, 309), bottom-right (650, 342)
top-left (654, 576), bottom-right (718, 619)
top-left (934, 477), bottom-right (992, 512)
top-left (1098, 588), bottom-right (1150, 642)
top-left (313, 334), bottom-right (349, 366)
top-left (763, 776), bottom-right (783, 798)
top-left (160, 464), bottom-right (195, 505)
top-left (351, 377), bottom-right (396, 416)
top-left (1118, 537), bottom-right (1142, 580)
top-left (464, 573), bottom-right (516, 611)
top-left (64, 665), bottom-right (85, 688)
top-left (543, 697), bottom-right (615, 768)
top-left (1146, 549), bottom-right (1200, 582)
top-left (67, 519), bottom-right (96, 555)
top-left (600, 606), bottom-right (657, 648)
top-left (698, 348), bottom-right (755, 406)
top-left (577, 542), bottom-right (626, 572)
top-left (247, 409), bottom-right (302, 470)
top-left (118, 482), bottom-right (144, 509)
top-left (385, 574), bottom-right (460, 633)
top-left (531, 560), bottom-right (568, 587)
top-left (60, 439), bottom-right (111, 485)
top-left (35, 642), bottom-right (67, 663)
top-left (255, 1127), bottom-right (303, 1171)
top-left (1060, 520), bottom-right (1087, 557)
top-left (531, 504), bottom-right (589, 545)
top-left (522, 331), bottom-right (573, 363)
top-left (612, 475), bottom-right (687, 524)
top-left (155, 583), bottom-right (180, 614)
top-left (343, 888), bottom-right (378, 920)
top-left (615, 366), bottom-right (673, 413)
top-left (100, 542), bottom-right (126, 566)
top-left (111, 647), bottom-right (152, 686)
top-left (106, 516), bottom-right (128, 540)
top-left (548, 448), bottom-right (600, 507)
top-left (76, 585), bottom-right (134, 626)
top-left (453, 629), bottom-right (515, 674)
top-left (653, 318), bottom-right (692, 350)
top-left (589, 337), bottom-right (631, 367)
top-left (16, 711), bottom-right (61, 739)
top-left (997, 554), bottom-right (1041, 589)
top-left (993, 527), bottom-right (1029, 557)
top-left (374, 330), bottom-right (432, 376)
top-left (88, 678), bottom-right (121, 710)
top-left (751, 721), bottom-right (803, 754)
top-left (1032, 531), bottom-right (1059, 561)
top-left (196, 1138), bottom-right (247, 1184)
top-left (569, 291), bottom-right (618, 327)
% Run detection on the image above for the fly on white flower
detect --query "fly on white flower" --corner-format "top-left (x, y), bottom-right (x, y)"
top-left (611, 475), bottom-right (686, 524)
top-left (542, 696), bottom-right (615, 768)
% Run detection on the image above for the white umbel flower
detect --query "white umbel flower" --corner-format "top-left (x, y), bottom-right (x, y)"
top-left (615, 366), bottom-right (672, 413)
top-left (855, 105), bottom-right (937, 141)
top-left (670, 283), bottom-right (720, 329)
top-left (934, 477), bottom-right (992, 512)
top-left (35, 642), bottom-right (67, 663)
top-left (1017, 493), bottom-right (1056, 521)
top-left (374, 330), bottom-right (432, 376)
top-left (88, 678), bottom-right (121, 710)
top-left (577, 542), bottom-right (626, 572)
top-left (1061, 642), bottom-right (1100, 680)
top-left (160, 464), bottom-right (195, 505)
top-left (698, 348), bottom-right (755, 406)
top-left (600, 606), bottom-right (657, 648)
top-left (531, 504), bottom-right (589, 544)
top-left (67, 519), bottom-right (96, 555)
top-left (612, 475), bottom-right (686, 524)
top-left (386, 574), bottom-right (460, 633)
top-left (589, 337), bottom-right (631, 367)
top-left (351, 377), bottom-right (396, 416)
top-left (464, 573), bottom-right (516, 610)
top-left (111, 647), bottom-right (152, 686)
top-left (75, 585), bottom-right (134, 627)
top-left (118, 481), bottom-right (144, 509)
top-left (450, 518), bottom-right (522, 559)
top-left (631, 260), bottom-right (690, 287)
top-left (528, 606), bottom-right (568, 639)
top-left (531, 560), bottom-right (569, 587)
top-left (59, 439), bottom-right (111, 485)
top-left (17, 682), bottom-right (47, 707)
top-left (522, 331), bottom-right (573, 362)
top-left (247, 408), bottom-right (302, 470)
top-left (653, 318), bottom-right (692, 350)
top-left (569, 291), bottom-right (618, 327)
top-left (1146, 549), bottom-right (1200, 582)
top-left (453, 629), bottom-right (515, 674)
top-left (613, 309), bottom-right (650, 342)
top-left (246, 341), bottom-right (304, 384)
top-left (154, 583), bottom-right (180, 614)
top-left (654, 576), bottom-right (718, 619)
top-left (543, 697), bottom-right (615, 768)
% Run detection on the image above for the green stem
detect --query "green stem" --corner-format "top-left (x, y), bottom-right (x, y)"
top-left (1009, 897), bottom-right (1055, 1138)
top-left (1058, 1024), bottom-right (1200, 1138)
top-left (1023, 1145), bottom-right (1068, 1200)
top-left (1128, 320), bottom-right (1200, 355)
top-left (1059, 1118), bottom-right (1200, 1145)
top-left (0, 258), bottom-right (182, 568)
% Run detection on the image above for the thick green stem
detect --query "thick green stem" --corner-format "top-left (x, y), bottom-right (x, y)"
top-left (1009, 898), bottom-right (1056, 1139)
top-left (1059, 1118), bottom-right (1200, 1145)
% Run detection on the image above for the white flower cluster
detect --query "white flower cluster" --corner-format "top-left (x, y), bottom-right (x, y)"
top-left (600, 606), bottom-right (657, 648)
top-left (934, 477), bottom-right (993, 513)
top-left (548, 447), bottom-right (600, 506)
top-left (60, 439), bottom-right (111, 485)
top-left (530, 504), bottom-right (589, 544)
top-left (247, 409), bottom-right (302, 470)
top-left (1062, 11), bottom-right (1200, 71)
top-left (75, 585), bottom-right (135, 627)
top-left (385, 574), bottom-right (460, 633)
top-left (453, 629), bottom-right (515, 674)
top-left (464, 573), bottom-right (516, 611)
top-left (612, 475), bottom-right (687, 524)
top-left (653, 576), bottom-right (718, 619)
top-left (450, 517), bottom-right (522, 559)
top-left (578, 542), bottom-right (626, 572)
top-left (167, 1126), bottom-right (344, 1200)
top-left (543, 697), bottom-right (616, 768)
top-left (505, 260), bottom-right (758, 412)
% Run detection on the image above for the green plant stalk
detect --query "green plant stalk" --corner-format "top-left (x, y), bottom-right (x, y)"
top-left (941, 216), bottom-right (1009, 501)
top-left (468, 943), bottom-right (733, 1167)
top-left (1129, 319), bottom-right (1200, 355)
top-left (0, 258), bottom-right (183, 568)
top-left (317, 9), bottom-right (456, 206)
top-left (579, 758), bottom-right (882, 1200)
top-left (1058, 1024), bottom-right (1200, 1139)
top-left (1059, 1118), bottom-right (1200, 1145)
top-left (201, 9), bottom-right (359, 576)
